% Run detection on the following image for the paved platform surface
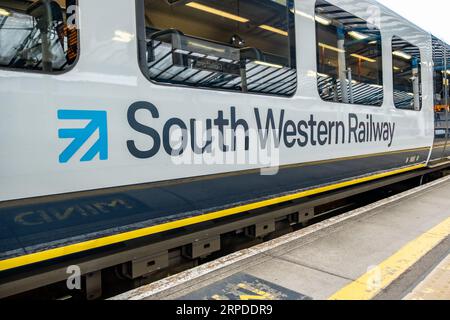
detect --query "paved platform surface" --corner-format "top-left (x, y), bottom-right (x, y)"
top-left (404, 254), bottom-right (450, 300)
top-left (112, 176), bottom-right (450, 301)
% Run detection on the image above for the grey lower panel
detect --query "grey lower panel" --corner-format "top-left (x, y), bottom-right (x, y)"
top-left (0, 148), bottom-right (429, 263)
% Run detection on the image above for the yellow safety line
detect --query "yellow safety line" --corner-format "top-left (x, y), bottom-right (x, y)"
top-left (329, 216), bottom-right (450, 300)
top-left (0, 164), bottom-right (425, 272)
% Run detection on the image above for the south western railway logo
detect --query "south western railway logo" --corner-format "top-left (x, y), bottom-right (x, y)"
top-left (57, 110), bottom-right (108, 163)
top-left (57, 103), bottom-right (396, 163)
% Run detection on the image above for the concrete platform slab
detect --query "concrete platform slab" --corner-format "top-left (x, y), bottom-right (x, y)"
top-left (244, 258), bottom-right (350, 300)
top-left (405, 254), bottom-right (450, 300)
top-left (275, 219), bottom-right (418, 281)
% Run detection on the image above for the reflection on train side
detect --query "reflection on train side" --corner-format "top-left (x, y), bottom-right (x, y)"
top-left (14, 197), bottom-right (137, 227)
top-left (2, 194), bottom-right (150, 234)
top-left (0, 194), bottom-right (152, 259)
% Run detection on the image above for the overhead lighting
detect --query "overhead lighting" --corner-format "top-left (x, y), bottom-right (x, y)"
top-left (259, 24), bottom-right (288, 37)
top-left (112, 30), bottom-right (135, 43)
top-left (394, 66), bottom-right (401, 71)
top-left (348, 31), bottom-right (368, 40)
top-left (188, 41), bottom-right (225, 54)
top-left (290, 9), bottom-right (314, 21)
top-left (315, 15), bottom-right (331, 26)
top-left (369, 40), bottom-right (377, 45)
top-left (370, 84), bottom-right (383, 89)
top-left (0, 8), bottom-right (10, 16)
top-left (186, 2), bottom-right (249, 23)
top-left (308, 70), bottom-right (329, 78)
top-left (393, 50), bottom-right (412, 60)
top-left (319, 42), bottom-right (345, 53)
top-left (254, 60), bottom-right (284, 69)
top-left (350, 53), bottom-right (376, 63)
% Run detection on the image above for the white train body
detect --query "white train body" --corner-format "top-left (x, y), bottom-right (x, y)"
top-left (0, 0), bottom-right (447, 271)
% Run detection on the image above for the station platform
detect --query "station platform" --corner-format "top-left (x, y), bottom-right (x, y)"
top-left (404, 254), bottom-right (450, 300)
top-left (112, 176), bottom-right (450, 301)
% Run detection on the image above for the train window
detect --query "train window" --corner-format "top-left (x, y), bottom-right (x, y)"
top-left (392, 36), bottom-right (422, 111)
top-left (0, 0), bottom-right (78, 73)
top-left (139, 0), bottom-right (297, 96)
top-left (432, 38), bottom-right (449, 111)
top-left (315, 0), bottom-right (383, 106)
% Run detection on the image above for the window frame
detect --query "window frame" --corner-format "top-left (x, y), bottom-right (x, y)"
top-left (314, 0), bottom-right (385, 108)
top-left (135, 0), bottom-right (298, 98)
top-left (432, 38), bottom-right (449, 109)
top-left (391, 35), bottom-right (423, 111)
top-left (0, 0), bottom-right (80, 75)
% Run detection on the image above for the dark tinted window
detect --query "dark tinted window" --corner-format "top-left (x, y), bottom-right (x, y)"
top-left (392, 36), bottom-right (422, 110)
top-left (431, 37), bottom-right (449, 146)
top-left (432, 38), bottom-right (449, 110)
top-left (315, 0), bottom-right (383, 106)
top-left (141, 0), bottom-right (297, 96)
top-left (0, 0), bottom-right (78, 73)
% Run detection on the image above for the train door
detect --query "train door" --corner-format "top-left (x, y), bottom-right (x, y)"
top-left (430, 38), bottom-right (449, 161)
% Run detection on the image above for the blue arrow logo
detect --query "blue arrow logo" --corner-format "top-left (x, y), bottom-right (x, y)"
top-left (58, 110), bottom-right (108, 163)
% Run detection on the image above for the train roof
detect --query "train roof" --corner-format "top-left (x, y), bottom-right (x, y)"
top-left (322, 0), bottom-right (449, 48)
top-left (373, 0), bottom-right (449, 47)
